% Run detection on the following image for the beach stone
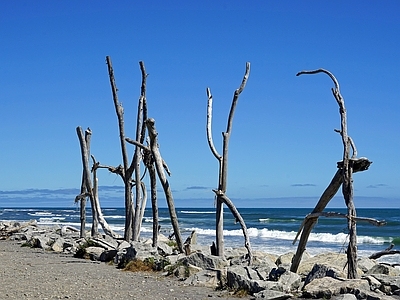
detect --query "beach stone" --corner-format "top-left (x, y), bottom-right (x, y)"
top-left (371, 274), bottom-right (400, 294)
top-left (99, 249), bottom-right (118, 262)
top-left (226, 265), bottom-right (266, 293)
top-left (51, 237), bottom-right (65, 252)
top-left (357, 256), bottom-right (377, 273)
top-left (276, 252), bottom-right (295, 266)
top-left (30, 235), bottom-right (51, 250)
top-left (364, 275), bottom-right (383, 291)
top-left (303, 263), bottom-right (343, 287)
top-left (298, 252), bottom-right (364, 278)
top-left (86, 246), bottom-right (105, 261)
top-left (177, 252), bottom-right (228, 270)
top-left (184, 269), bottom-right (221, 288)
top-left (367, 264), bottom-right (400, 276)
top-left (157, 242), bottom-right (173, 256)
top-left (302, 276), bottom-right (370, 298)
top-left (117, 240), bottom-right (130, 250)
top-left (278, 270), bottom-right (301, 293)
top-left (253, 289), bottom-right (293, 300)
top-left (331, 294), bottom-right (357, 300)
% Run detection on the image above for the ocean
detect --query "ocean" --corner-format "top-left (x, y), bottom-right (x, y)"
top-left (1, 207), bottom-right (399, 265)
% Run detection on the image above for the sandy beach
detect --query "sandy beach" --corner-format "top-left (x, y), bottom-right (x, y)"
top-left (0, 240), bottom-right (250, 300)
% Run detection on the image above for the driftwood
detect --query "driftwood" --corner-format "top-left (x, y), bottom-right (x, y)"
top-left (291, 157), bottom-right (373, 273)
top-left (144, 118), bottom-right (184, 253)
top-left (105, 56), bottom-right (134, 241)
top-left (132, 61), bottom-right (148, 241)
top-left (76, 126), bottom-right (99, 237)
top-left (369, 244), bottom-right (400, 260)
top-left (75, 128), bottom-right (92, 238)
top-left (213, 190), bottom-right (253, 264)
top-left (0, 220), bottom-right (37, 239)
top-left (295, 69), bottom-right (367, 279)
top-left (76, 127), bottom-right (121, 239)
top-left (206, 62), bottom-right (252, 263)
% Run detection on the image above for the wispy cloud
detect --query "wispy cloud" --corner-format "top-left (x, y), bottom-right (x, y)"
top-left (291, 183), bottom-right (316, 187)
top-left (185, 186), bottom-right (209, 190)
top-left (366, 183), bottom-right (388, 189)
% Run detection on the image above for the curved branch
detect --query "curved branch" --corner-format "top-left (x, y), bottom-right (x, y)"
top-left (206, 88), bottom-right (222, 160)
top-left (296, 68), bottom-right (339, 91)
top-left (213, 189), bottom-right (253, 265)
top-left (226, 62), bottom-right (250, 134)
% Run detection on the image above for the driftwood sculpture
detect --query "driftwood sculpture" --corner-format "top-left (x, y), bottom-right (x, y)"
top-left (105, 57), bottom-right (148, 242)
top-left (206, 62), bottom-right (253, 264)
top-left (126, 119), bottom-right (184, 253)
top-left (75, 127), bottom-right (121, 239)
top-left (291, 69), bottom-right (382, 279)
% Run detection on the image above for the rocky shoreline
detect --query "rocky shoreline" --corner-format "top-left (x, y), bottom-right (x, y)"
top-left (1, 221), bottom-right (399, 300)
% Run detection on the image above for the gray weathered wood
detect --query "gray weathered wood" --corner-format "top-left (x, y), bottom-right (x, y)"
top-left (145, 118), bottom-right (184, 253)
top-left (206, 62), bottom-right (251, 259)
top-left (105, 56), bottom-right (134, 241)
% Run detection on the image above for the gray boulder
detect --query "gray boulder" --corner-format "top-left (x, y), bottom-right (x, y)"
top-left (184, 269), bottom-right (222, 288)
top-left (177, 252), bottom-right (228, 270)
top-left (302, 276), bottom-right (370, 298)
top-left (253, 290), bottom-right (293, 300)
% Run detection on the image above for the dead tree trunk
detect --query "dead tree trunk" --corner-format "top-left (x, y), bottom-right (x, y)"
top-left (126, 138), bottom-right (160, 248)
top-left (132, 61), bottom-right (148, 241)
top-left (76, 127), bottom-right (98, 236)
top-left (296, 69), bottom-right (361, 279)
top-left (145, 118), bottom-right (184, 253)
top-left (206, 62), bottom-right (251, 261)
top-left (105, 57), bottom-right (149, 242)
top-left (291, 157), bottom-right (372, 273)
top-left (76, 128), bottom-right (92, 238)
top-left (91, 156), bottom-right (122, 239)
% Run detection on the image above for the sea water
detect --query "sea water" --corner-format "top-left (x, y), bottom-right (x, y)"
top-left (1, 207), bottom-right (399, 264)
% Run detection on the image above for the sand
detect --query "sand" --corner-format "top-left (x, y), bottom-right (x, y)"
top-left (0, 240), bottom-right (251, 300)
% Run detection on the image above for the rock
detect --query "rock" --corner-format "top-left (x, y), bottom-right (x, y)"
top-left (370, 274), bottom-right (400, 294)
top-left (30, 235), bottom-right (51, 250)
top-left (184, 269), bottom-right (221, 288)
top-left (302, 276), bottom-right (370, 298)
top-left (276, 252), bottom-right (295, 266)
top-left (177, 252), bottom-right (228, 270)
top-left (51, 237), bottom-right (66, 252)
top-left (298, 252), bottom-right (363, 278)
top-left (303, 263), bottom-right (343, 286)
top-left (226, 265), bottom-right (265, 293)
top-left (99, 249), bottom-right (118, 262)
top-left (253, 289), bottom-right (293, 300)
top-left (363, 275), bottom-right (383, 292)
top-left (367, 264), bottom-right (400, 276)
top-left (331, 294), bottom-right (357, 300)
top-left (157, 242), bottom-right (173, 256)
top-left (86, 246), bottom-right (105, 261)
top-left (278, 270), bottom-right (301, 293)
top-left (357, 256), bottom-right (376, 273)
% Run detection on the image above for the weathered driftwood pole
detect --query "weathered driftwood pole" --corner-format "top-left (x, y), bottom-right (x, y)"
top-left (291, 157), bottom-right (372, 273)
top-left (76, 128), bottom-right (92, 238)
top-left (106, 56), bottom-right (134, 241)
top-left (90, 156), bottom-right (122, 239)
top-left (76, 127), bottom-right (121, 238)
top-left (206, 62), bottom-right (253, 262)
top-left (132, 61), bottom-right (149, 241)
top-left (76, 127), bottom-right (98, 236)
top-left (296, 69), bottom-right (360, 279)
top-left (145, 118), bottom-right (184, 253)
top-left (126, 137), bottom-right (161, 248)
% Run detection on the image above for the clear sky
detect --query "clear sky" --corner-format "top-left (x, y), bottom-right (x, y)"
top-left (1, 1), bottom-right (399, 208)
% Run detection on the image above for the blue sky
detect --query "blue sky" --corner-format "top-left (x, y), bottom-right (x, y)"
top-left (1, 1), bottom-right (399, 208)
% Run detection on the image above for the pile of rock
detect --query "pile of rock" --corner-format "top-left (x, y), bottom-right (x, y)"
top-left (2, 221), bottom-right (400, 300)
